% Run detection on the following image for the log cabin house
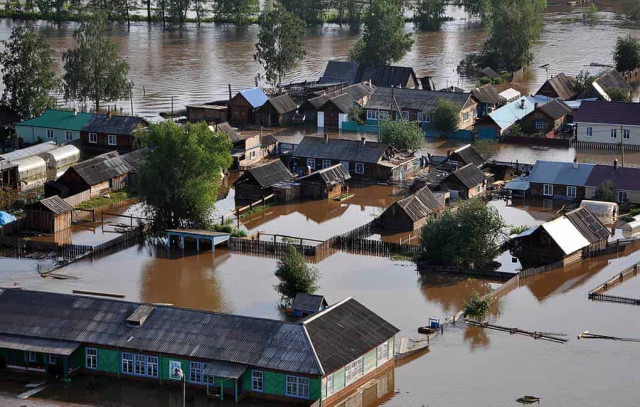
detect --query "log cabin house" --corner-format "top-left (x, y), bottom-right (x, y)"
top-left (377, 185), bottom-right (445, 231)
top-left (520, 99), bottom-right (573, 135)
top-left (228, 88), bottom-right (268, 126)
top-left (319, 60), bottom-right (418, 89)
top-left (259, 95), bottom-right (297, 127)
top-left (80, 113), bottom-right (148, 153)
top-left (298, 164), bottom-right (351, 199)
top-left (535, 73), bottom-right (577, 101)
top-left (233, 160), bottom-right (293, 202)
top-left (441, 164), bottom-right (487, 200)
top-left (25, 195), bottom-right (73, 234)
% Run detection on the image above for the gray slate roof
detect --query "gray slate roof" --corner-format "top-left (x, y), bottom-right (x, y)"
top-left (0, 333), bottom-right (80, 356)
top-left (593, 69), bottom-right (632, 94)
top-left (33, 195), bottom-right (74, 214)
top-left (303, 298), bottom-right (399, 374)
top-left (70, 151), bottom-right (131, 186)
top-left (538, 99), bottom-right (572, 120)
top-left (391, 186), bottom-right (444, 222)
top-left (321, 93), bottom-right (357, 114)
top-left (565, 206), bottom-right (610, 244)
top-left (292, 293), bottom-right (327, 313)
top-left (320, 60), bottom-right (416, 88)
top-left (265, 95), bottom-right (298, 115)
top-left (450, 144), bottom-right (485, 167)
top-left (293, 137), bottom-right (388, 164)
top-left (83, 115), bottom-right (146, 136)
top-left (472, 84), bottom-right (502, 105)
top-left (305, 83), bottom-right (373, 110)
top-left (446, 163), bottom-right (486, 189)
top-left (298, 164), bottom-right (351, 186)
top-left (528, 160), bottom-right (595, 187)
top-left (365, 87), bottom-right (473, 112)
top-left (120, 148), bottom-right (148, 173)
top-left (538, 73), bottom-right (577, 100)
top-left (213, 122), bottom-right (243, 143)
top-left (243, 160), bottom-right (293, 188)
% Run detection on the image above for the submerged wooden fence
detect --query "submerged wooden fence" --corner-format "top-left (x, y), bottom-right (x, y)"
top-left (0, 236), bottom-right (92, 262)
top-left (588, 263), bottom-right (640, 306)
top-left (329, 220), bottom-right (423, 258)
top-left (571, 141), bottom-right (640, 152)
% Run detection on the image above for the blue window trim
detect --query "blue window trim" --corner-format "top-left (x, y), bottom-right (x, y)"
top-left (120, 352), bottom-right (158, 378)
top-left (251, 370), bottom-right (264, 392)
top-left (85, 348), bottom-right (97, 370)
top-left (285, 375), bottom-right (311, 399)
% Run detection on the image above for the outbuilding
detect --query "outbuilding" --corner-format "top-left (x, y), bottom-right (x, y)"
top-left (298, 164), bottom-right (351, 199)
top-left (441, 164), bottom-right (487, 200)
top-left (228, 88), bottom-right (268, 126)
top-left (259, 95), bottom-right (297, 127)
top-left (377, 185), bottom-right (445, 231)
top-left (54, 151), bottom-right (132, 198)
top-left (233, 160), bottom-right (293, 201)
top-left (292, 293), bottom-right (328, 317)
top-left (26, 196), bottom-right (73, 233)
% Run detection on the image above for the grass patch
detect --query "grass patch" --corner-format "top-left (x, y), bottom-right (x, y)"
top-left (239, 204), bottom-right (271, 219)
top-left (391, 252), bottom-right (420, 262)
top-left (333, 193), bottom-right (354, 202)
top-left (76, 189), bottom-right (134, 210)
top-left (509, 225), bottom-right (530, 235)
top-left (212, 223), bottom-right (246, 237)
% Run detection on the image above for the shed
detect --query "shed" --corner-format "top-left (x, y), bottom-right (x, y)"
top-left (378, 185), bottom-right (445, 231)
top-left (56, 151), bottom-right (131, 197)
top-left (42, 145), bottom-right (81, 171)
top-left (228, 88), bottom-right (268, 126)
top-left (234, 160), bottom-right (293, 201)
top-left (292, 293), bottom-right (328, 317)
top-left (441, 164), bottom-right (487, 199)
top-left (579, 200), bottom-right (618, 224)
top-left (26, 195), bottom-right (73, 233)
top-left (317, 93), bottom-right (357, 130)
top-left (535, 73), bottom-right (577, 100)
top-left (186, 104), bottom-right (228, 123)
top-left (298, 164), bottom-right (351, 199)
top-left (259, 95), bottom-right (297, 127)
top-left (447, 144), bottom-right (485, 168)
top-left (299, 83), bottom-right (373, 124)
top-left (481, 67), bottom-right (501, 81)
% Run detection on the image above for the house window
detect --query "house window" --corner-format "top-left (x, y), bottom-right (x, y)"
top-left (618, 191), bottom-right (628, 203)
top-left (107, 135), bottom-right (117, 146)
top-left (366, 110), bottom-right (377, 121)
top-left (586, 127), bottom-right (593, 137)
top-left (85, 348), bottom-right (97, 369)
top-left (89, 133), bottom-right (97, 144)
top-left (543, 184), bottom-right (554, 197)
top-left (251, 370), bottom-right (264, 392)
top-left (122, 353), bottom-right (133, 374)
top-left (463, 112), bottom-right (470, 121)
top-left (322, 160), bottom-right (332, 169)
top-left (147, 356), bottom-right (158, 377)
top-left (46, 129), bottom-right (54, 139)
top-left (286, 376), bottom-right (310, 399)
top-left (425, 113), bottom-right (432, 123)
top-left (401, 111), bottom-right (409, 120)
top-left (566, 186), bottom-right (577, 198)
top-left (345, 357), bottom-right (364, 385)
top-left (189, 361), bottom-right (204, 383)
top-left (48, 355), bottom-right (57, 365)
top-left (535, 121), bottom-right (544, 130)
top-left (354, 162), bottom-right (364, 175)
top-left (624, 129), bottom-right (630, 139)
top-left (65, 131), bottom-right (73, 141)
top-left (417, 112), bottom-right (424, 122)
top-left (476, 185), bottom-right (482, 193)
top-left (326, 373), bottom-right (335, 396)
top-left (134, 354), bottom-right (146, 375)
top-left (306, 158), bottom-right (316, 170)
top-left (611, 129), bottom-right (617, 139)
top-left (250, 150), bottom-right (257, 159)
top-left (25, 351), bottom-right (36, 363)
top-left (378, 111), bottom-right (390, 121)
top-left (377, 340), bottom-right (390, 364)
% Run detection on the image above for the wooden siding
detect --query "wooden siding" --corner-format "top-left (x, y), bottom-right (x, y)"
top-left (26, 209), bottom-right (71, 234)
top-left (529, 182), bottom-right (586, 200)
top-left (80, 131), bottom-right (134, 153)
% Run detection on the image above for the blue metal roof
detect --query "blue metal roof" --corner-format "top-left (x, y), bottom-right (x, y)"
top-left (528, 161), bottom-right (596, 187)
top-left (488, 97), bottom-right (538, 130)
top-left (238, 88), bottom-right (268, 109)
top-left (0, 212), bottom-right (16, 226)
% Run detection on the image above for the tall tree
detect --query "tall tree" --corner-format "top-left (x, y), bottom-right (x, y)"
top-left (192, 0), bottom-right (210, 24)
top-left (379, 120), bottom-right (425, 150)
top-left (0, 25), bottom-right (60, 119)
top-left (280, 0), bottom-right (325, 26)
top-left (213, 0), bottom-right (257, 24)
top-left (138, 121), bottom-right (233, 234)
top-left (348, 0), bottom-right (413, 66)
top-left (454, 0), bottom-right (490, 18)
top-left (614, 35), bottom-right (640, 74)
top-left (255, 4), bottom-right (307, 86)
top-left (169, 0), bottom-right (190, 23)
top-left (432, 98), bottom-right (461, 135)
top-left (62, 16), bottom-right (130, 112)
top-left (414, 0), bottom-right (446, 31)
top-left (481, 0), bottom-right (546, 70)
top-left (332, 0), bottom-right (363, 27)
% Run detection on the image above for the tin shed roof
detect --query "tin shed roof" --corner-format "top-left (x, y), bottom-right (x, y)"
top-left (244, 160), bottom-right (293, 188)
top-left (16, 110), bottom-right (94, 131)
top-left (528, 161), bottom-right (595, 187)
top-left (34, 195), bottom-right (74, 215)
top-left (0, 333), bottom-right (80, 356)
top-left (292, 293), bottom-right (328, 313)
top-left (69, 151), bottom-right (131, 186)
top-left (293, 137), bottom-right (388, 164)
top-left (238, 88), bottom-right (268, 109)
top-left (365, 87), bottom-right (472, 112)
top-left (298, 164), bottom-right (351, 186)
top-left (565, 206), bottom-right (610, 243)
top-left (445, 164), bottom-right (486, 189)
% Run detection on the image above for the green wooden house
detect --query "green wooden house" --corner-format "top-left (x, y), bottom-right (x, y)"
top-left (16, 110), bottom-right (94, 145)
top-left (0, 289), bottom-right (398, 406)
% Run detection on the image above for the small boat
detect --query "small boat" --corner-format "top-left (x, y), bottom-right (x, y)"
top-left (395, 337), bottom-right (430, 360)
top-left (418, 317), bottom-right (441, 335)
top-left (516, 395), bottom-right (540, 404)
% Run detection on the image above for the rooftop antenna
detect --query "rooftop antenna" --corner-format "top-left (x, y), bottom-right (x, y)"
top-left (539, 64), bottom-right (550, 80)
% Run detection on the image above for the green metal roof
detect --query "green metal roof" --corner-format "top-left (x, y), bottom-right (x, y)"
top-left (16, 110), bottom-right (94, 131)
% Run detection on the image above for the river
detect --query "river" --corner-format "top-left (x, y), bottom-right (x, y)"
top-left (0, 3), bottom-right (638, 119)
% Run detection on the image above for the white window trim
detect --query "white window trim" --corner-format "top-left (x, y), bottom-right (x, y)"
top-left (89, 133), bottom-right (98, 144)
top-left (189, 361), bottom-right (204, 384)
top-left (48, 354), bottom-right (57, 365)
top-left (345, 357), bottom-right (364, 385)
top-left (122, 352), bottom-right (133, 374)
top-left (377, 340), bottom-right (390, 364)
top-left (623, 129), bottom-right (630, 139)
top-left (286, 375), bottom-right (310, 399)
top-left (107, 134), bottom-right (117, 146)
top-left (543, 184), bottom-right (553, 197)
top-left (322, 159), bottom-right (332, 169)
top-left (326, 373), bottom-right (335, 397)
top-left (354, 162), bottom-right (365, 175)
top-left (65, 131), bottom-right (73, 141)
top-left (585, 127), bottom-right (593, 138)
top-left (46, 129), bottom-right (54, 139)
top-left (25, 351), bottom-right (36, 363)
top-left (366, 110), bottom-right (377, 121)
top-left (400, 111), bottom-right (409, 120)
top-left (611, 129), bottom-right (617, 139)
top-left (306, 158), bottom-right (316, 170)
top-left (566, 186), bottom-right (577, 198)
top-left (251, 370), bottom-right (264, 392)
top-left (618, 191), bottom-right (628, 203)
top-left (85, 348), bottom-right (97, 370)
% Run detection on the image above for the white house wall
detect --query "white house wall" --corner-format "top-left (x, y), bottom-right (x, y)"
top-left (576, 122), bottom-right (640, 145)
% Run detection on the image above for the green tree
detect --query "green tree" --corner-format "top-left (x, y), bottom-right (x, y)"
top-left (594, 180), bottom-right (617, 202)
top-left (332, 0), bottom-right (363, 27)
top-left (379, 120), bottom-right (425, 150)
top-left (274, 246), bottom-right (320, 307)
top-left (62, 16), bottom-right (130, 112)
top-left (0, 25), bottom-right (60, 120)
top-left (255, 5), bottom-right (307, 86)
top-left (481, 0), bottom-right (546, 70)
top-left (583, 2), bottom-right (598, 25)
top-left (432, 98), bottom-right (461, 135)
top-left (455, 0), bottom-right (490, 18)
top-left (614, 35), bottom-right (640, 74)
top-left (414, 0), bottom-right (446, 31)
top-left (169, 0), bottom-right (190, 23)
top-left (573, 70), bottom-right (596, 97)
top-left (213, 0), bottom-right (257, 24)
top-left (608, 87), bottom-right (632, 102)
top-left (472, 139), bottom-right (497, 160)
top-left (463, 292), bottom-right (491, 320)
top-left (192, 0), bottom-right (210, 24)
top-left (348, 0), bottom-right (413, 65)
top-left (421, 199), bottom-right (506, 268)
top-left (280, 0), bottom-right (324, 25)
top-left (139, 121), bottom-right (233, 234)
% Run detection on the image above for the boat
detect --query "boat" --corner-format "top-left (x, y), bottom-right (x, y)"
top-left (418, 317), bottom-right (441, 335)
top-left (516, 395), bottom-right (541, 404)
top-left (394, 337), bottom-right (430, 361)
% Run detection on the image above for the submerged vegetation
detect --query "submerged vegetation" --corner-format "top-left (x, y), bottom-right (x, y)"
top-left (463, 291), bottom-right (492, 320)
top-left (274, 246), bottom-right (320, 307)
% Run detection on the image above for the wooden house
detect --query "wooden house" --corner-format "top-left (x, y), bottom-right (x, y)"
top-left (586, 69), bottom-right (633, 101)
top-left (299, 83), bottom-right (373, 124)
top-left (228, 88), bottom-right (268, 126)
top-left (441, 164), bottom-right (487, 200)
top-left (535, 73), bottom-right (577, 101)
top-left (525, 160), bottom-right (595, 200)
top-left (585, 163), bottom-right (640, 204)
top-left (445, 144), bottom-right (485, 169)
top-left (233, 160), bottom-right (293, 201)
top-left (52, 151), bottom-right (132, 198)
top-left (377, 186), bottom-right (445, 231)
top-left (186, 104), bottom-right (228, 123)
top-left (298, 164), bottom-right (351, 199)
top-left (0, 161), bottom-right (19, 189)
top-left (292, 293), bottom-right (328, 317)
top-left (80, 113), bottom-right (148, 153)
top-left (16, 110), bottom-right (93, 145)
top-left (259, 95), bottom-right (297, 127)
top-left (26, 196), bottom-right (73, 233)
top-left (317, 93), bottom-right (357, 131)
top-left (319, 60), bottom-right (419, 89)
top-left (471, 84), bottom-right (503, 117)
top-left (520, 99), bottom-right (573, 135)
top-left (213, 122), bottom-right (275, 169)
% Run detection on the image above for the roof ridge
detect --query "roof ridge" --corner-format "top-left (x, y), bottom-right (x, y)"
top-left (302, 297), bottom-right (353, 325)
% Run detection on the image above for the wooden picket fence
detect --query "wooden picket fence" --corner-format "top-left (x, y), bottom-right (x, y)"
top-left (92, 227), bottom-right (143, 259)
top-left (228, 237), bottom-right (317, 258)
top-left (587, 262), bottom-right (640, 306)
top-left (0, 236), bottom-right (92, 262)
top-left (328, 220), bottom-right (423, 258)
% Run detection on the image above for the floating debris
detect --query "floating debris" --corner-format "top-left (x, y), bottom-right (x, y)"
top-left (578, 331), bottom-right (640, 342)
top-left (516, 395), bottom-right (540, 404)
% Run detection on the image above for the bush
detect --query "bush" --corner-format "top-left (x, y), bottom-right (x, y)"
top-left (594, 180), bottom-right (617, 202)
top-left (509, 225), bottom-right (530, 235)
top-left (432, 98), bottom-right (461, 135)
top-left (463, 291), bottom-right (491, 320)
top-left (379, 120), bottom-right (425, 150)
top-left (274, 246), bottom-right (319, 307)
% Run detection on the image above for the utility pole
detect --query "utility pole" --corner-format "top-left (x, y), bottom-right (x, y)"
top-left (621, 124), bottom-right (625, 167)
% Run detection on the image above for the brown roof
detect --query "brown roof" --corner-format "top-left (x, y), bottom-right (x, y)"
top-left (34, 196), bottom-right (74, 215)
top-left (565, 206), bottom-right (610, 243)
top-left (471, 84), bottom-right (502, 105)
top-left (445, 163), bottom-right (487, 189)
top-left (298, 163), bottom-right (351, 186)
top-left (213, 122), bottom-right (243, 143)
top-left (594, 69), bottom-right (632, 94)
top-left (265, 95), bottom-right (297, 115)
top-left (539, 73), bottom-right (577, 100)
top-left (393, 186), bottom-right (444, 222)
top-left (538, 99), bottom-right (573, 120)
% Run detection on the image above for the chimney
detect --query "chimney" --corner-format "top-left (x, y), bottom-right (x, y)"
top-left (324, 133), bottom-right (329, 144)
top-left (573, 158), bottom-right (578, 169)
top-left (520, 99), bottom-right (525, 109)
top-left (73, 108), bottom-right (78, 117)
top-left (361, 137), bottom-right (366, 148)
top-left (614, 159), bottom-right (618, 171)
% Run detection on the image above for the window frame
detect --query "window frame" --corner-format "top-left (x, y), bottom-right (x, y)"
top-left (48, 354), bottom-right (57, 365)
top-left (378, 111), bottom-right (390, 121)
top-left (543, 184), bottom-right (554, 197)
top-left (366, 110), bottom-right (377, 121)
top-left (251, 370), bottom-right (264, 392)
top-left (25, 351), bottom-right (37, 363)
top-left (286, 376), bottom-right (310, 399)
top-left (354, 162), bottom-right (365, 175)
top-left (322, 159), bottom-right (332, 169)
top-left (107, 134), bottom-right (117, 146)
top-left (147, 356), bottom-right (158, 378)
top-left (85, 348), bottom-right (97, 370)
top-left (88, 133), bottom-right (98, 144)
top-left (400, 111), bottom-right (409, 121)
top-left (611, 129), bottom-right (617, 139)
top-left (345, 357), bottom-right (364, 385)
top-left (306, 158), bottom-right (316, 170)
top-left (618, 191), bottom-right (628, 203)
top-left (326, 373), bottom-right (335, 396)
top-left (623, 129), bottom-right (630, 140)
top-left (535, 121), bottom-right (544, 130)
top-left (46, 129), bottom-right (54, 139)
top-left (189, 361), bottom-right (204, 384)
top-left (463, 111), bottom-right (470, 121)
top-left (586, 127), bottom-right (593, 137)
top-left (377, 340), bottom-right (390, 364)
top-left (65, 131), bottom-right (73, 141)
top-left (566, 185), bottom-right (577, 198)
top-left (122, 352), bottom-right (134, 374)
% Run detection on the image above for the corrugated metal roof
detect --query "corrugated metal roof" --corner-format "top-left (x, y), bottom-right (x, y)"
top-left (266, 95), bottom-right (297, 115)
top-left (498, 88), bottom-right (521, 102)
top-left (203, 360), bottom-right (247, 379)
top-left (16, 110), bottom-right (94, 131)
top-left (241, 160), bottom-right (293, 188)
top-left (0, 141), bottom-right (57, 161)
top-left (68, 151), bottom-right (131, 186)
top-left (386, 185), bottom-right (444, 222)
top-left (446, 164), bottom-right (486, 189)
top-left (298, 164), bottom-right (351, 186)
top-left (319, 61), bottom-right (415, 88)
top-left (528, 160), bottom-right (595, 187)
top-left (0, 333), bottom-right (80, 356)
top-left (451, 144), bottom-right (485, 167)
top-left (365, 87), bottom-right (472, 112)
top-left (303, 298), bottom-right (399, 375)
top-left (472, 84), bottom-right (502, 105)
top-left (488, 97), bottom-right (537, 130)
top-left (541, 217), bottom-right (590, 255)
top-left (238, 88), bottom-right (268, 109)
top-left (293, 137), bottom-right (388, 164)
top-left (565, 206), bottom-right (610, 243)
top-left (505, 179), bottom-right (531, 191)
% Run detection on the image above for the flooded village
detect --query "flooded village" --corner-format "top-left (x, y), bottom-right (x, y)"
top-left (1, 0), bottom-right (640, 406)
